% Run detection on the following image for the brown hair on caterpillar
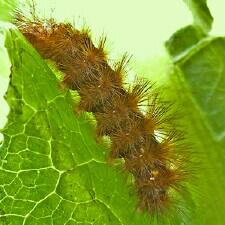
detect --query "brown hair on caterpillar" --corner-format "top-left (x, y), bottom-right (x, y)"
top-left (14, 3), bottom-right (191, 215)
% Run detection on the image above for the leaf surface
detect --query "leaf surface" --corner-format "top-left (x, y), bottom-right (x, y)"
top-left (182, 0), bottom-right (213, 32)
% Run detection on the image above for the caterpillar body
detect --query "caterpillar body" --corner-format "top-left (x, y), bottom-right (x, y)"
top-left (14, 4), bottom-right (191, 217)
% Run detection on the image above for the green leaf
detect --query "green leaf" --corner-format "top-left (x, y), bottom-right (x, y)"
top-left (0, 28), bottom-right (161, 225)
top-left (0, 0), bottom-right (17, 22)
top-left (166, 24), bottom-right (225, 225)
top-left (165, 3), bottom-right (224, 225)
top-left (165, 25), bottom-right (207, 61)
top-left (182, 0), bottom-right (213, 33)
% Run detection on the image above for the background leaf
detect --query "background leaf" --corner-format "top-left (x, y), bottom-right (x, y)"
top-left (0, 0), bottom-right (17, 22)
top-left (182, 0), bottom-right (213, 33)
top-left (165, 25), bottom-right (207, 62)
top-left (166, 2), bottom-right (225, 224)
top-left (166, 37), bottom-right (225, 225)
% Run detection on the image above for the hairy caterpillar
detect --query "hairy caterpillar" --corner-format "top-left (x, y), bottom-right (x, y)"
top-left (14, 1), bottom-right (191, 216)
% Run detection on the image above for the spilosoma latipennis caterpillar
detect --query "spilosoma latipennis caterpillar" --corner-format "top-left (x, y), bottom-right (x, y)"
top-left (13, 1), bottom-right (192, 217)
